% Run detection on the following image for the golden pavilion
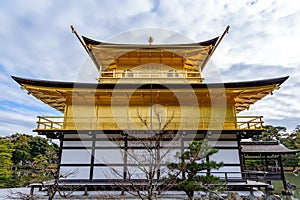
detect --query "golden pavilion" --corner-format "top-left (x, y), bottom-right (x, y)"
top-left (13, 26), bottom-right (289, 194)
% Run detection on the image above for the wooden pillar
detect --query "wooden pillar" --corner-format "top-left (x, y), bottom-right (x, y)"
top-left (206, 156), bottom-right (211, 175)
top-left (156, 134), bottom-right (161, 195)
top-left (278, 154), bottom-right (288, 192)
top-left (237, 133), bottom-right (243, 168)
top-left (30, 186), bottom-right (34, 197)
top-left (57, 133), bottom-right (64, 179)
top-left (180, 133), bottom-right (185, 178)
top-left (122, 133), bottom-right (128, 195)
top-left (264, 155), bottom-right (268, 172)
top-left (237, 132), bottom-right (244, 182)
top-left (83, 186), bottom-right (88, 196)
top-left (123, 133), bottom-right (128, 180)
top-left (156, 141), bottom-right (161, 180)
top-left (241, 153), bottom-right (247, 182)
top-left (89, 132), bottom-right (96, 181)
top-left (242, 154), bottom-right (246, 171)
top-left (264, 155), bottom-right (268, 184)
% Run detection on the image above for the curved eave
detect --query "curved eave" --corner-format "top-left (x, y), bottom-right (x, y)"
top-left (82, 36), bottom-right (219, 49)
top-left (242, 150), bottom-right (299, 155)
top-left (12, 76), bottom-right (288, 89)
top-left (242, 144), bottom-right (300, 155)
top-left (12, 76), bottom-right (289, 113)
top-left (81, 36), bottom-right (219, 72)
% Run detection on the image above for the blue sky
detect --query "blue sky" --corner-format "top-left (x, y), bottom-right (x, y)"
top-left (0, 0), bottom-right (300, 136)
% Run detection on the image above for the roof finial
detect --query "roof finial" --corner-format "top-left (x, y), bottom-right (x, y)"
top-left (148, 36), bottom-right (153, 45)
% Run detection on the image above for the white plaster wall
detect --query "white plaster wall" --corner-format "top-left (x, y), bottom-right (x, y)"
top-left (126, 166), bottom-right (147, 179)
top-left (64, 134), bottom-right (92, 139)
top-left (208, 140), bottom-right (237, 147)
top-left (59, 166), bottom-right (90, 179)
top-left (211, 166), bottom-right (242, 178)
top-left (210, 149), bottom-right (240, 164)
top-left (63, 141), bottom-right (92, 147)
top-left (61, 149), bottom-right (92, 164)
top-left (94, 149), bottom-right (123, 164)
top-left (93, 166), bottom-right (123, 179)
top-left (95, 140), bottom-right (119, 147)
top-left (160, 148), bottom-right (179, 164)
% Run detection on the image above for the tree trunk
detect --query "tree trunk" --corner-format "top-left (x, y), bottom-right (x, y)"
top-left (186, 191), bottom-right (194, 200)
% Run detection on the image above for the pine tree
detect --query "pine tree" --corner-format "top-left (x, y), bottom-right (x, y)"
top-left (0, 138), bottom-right (13, 187)
top-left (167, 140), bottom-right (224, 199)
top-left (11, 134), bottom-right (31, 165)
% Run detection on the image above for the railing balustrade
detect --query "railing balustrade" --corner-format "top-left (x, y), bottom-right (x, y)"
top-left (100, 71), bottom-right (202, 79)
top-left (36, 116), bottom-right (264, 131)
top-left (36, 116), bottom-right (64, 130)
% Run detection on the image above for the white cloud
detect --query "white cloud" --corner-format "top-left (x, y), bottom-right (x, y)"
top-left (0, 104), bottom-right (58, 136)
top-left (218, 63), bottom-right (300, 129)
top-left (0, 0), bottom-right (300, 135)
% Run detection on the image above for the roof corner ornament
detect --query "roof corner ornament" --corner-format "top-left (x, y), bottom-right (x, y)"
top-left (225, 25), bottom-right (230, 34)
top-left (70, 25), bottom-right (75, 33)
top-left (70, 25), bottom-right (101, 71)
top-left (148, 36), bottom-right (154, 45)
top-left (200, 25), bottom-right (230, 71)
top-left (70, 25), bottom-right (90, 54)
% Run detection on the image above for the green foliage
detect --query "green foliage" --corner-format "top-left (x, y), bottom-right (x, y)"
top-left (29, 136), bottom-right (49, 158)
top-left (281, 127), bottom-right (300, 149)
top-left (279, 127), bottom-right (300, 167)
top-left (11, 134), bottom-right (31, 164)
top-left (0, 133), bottom-right (59, 188)
top-left (257, 125), bottom-right (287, 141)
top-left (0, 138), bottom-right (13, 187)
top-left (33, 154), bottom-right (49, 168)
top-left (244, 156), bottom-right (264, 170)
top-left (282, 154), bottom-right (299, 168)
top-left (167, 140), bottom-right (224, 199)
top-left (252, 125), bottom-right (300, 167)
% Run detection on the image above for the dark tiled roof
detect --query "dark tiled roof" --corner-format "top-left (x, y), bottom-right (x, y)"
top-left (241, 141), bottom-right (299, 155)
top-left (12, 76), bottom-right (289, 89)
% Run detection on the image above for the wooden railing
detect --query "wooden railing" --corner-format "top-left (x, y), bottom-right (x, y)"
top-left (243, 171), bottom-right (282, 181)
top-left (236, 116), bottom-right (263, 130)
top-left (97, 71), bottom-right (205, 83)
top-left (100, 71), bottom-right (202, 79)
top-left (197, 171), bottom-right (244, 183)
top-left (36, 116), bottom-right (64, 130)
top-left (36, 116), bottom-right (264, 131)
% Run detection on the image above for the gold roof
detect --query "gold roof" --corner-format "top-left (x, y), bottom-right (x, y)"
top-left (12, 76), bottom-right (288, 113)
top-left (82, 36), bottom-right (219, 72)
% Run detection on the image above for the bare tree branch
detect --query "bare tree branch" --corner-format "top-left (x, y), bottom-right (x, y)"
top-left (104, 108), bottom-right (179, 199)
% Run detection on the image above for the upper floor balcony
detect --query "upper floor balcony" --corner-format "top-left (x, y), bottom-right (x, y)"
top-left (36, 115), bottom-right (264, 132)
top-left (97, 69), bottom-right (204, 84)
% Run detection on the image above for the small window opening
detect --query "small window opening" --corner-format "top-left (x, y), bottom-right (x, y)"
top-left (122, 69), bottom-right (133, 78)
